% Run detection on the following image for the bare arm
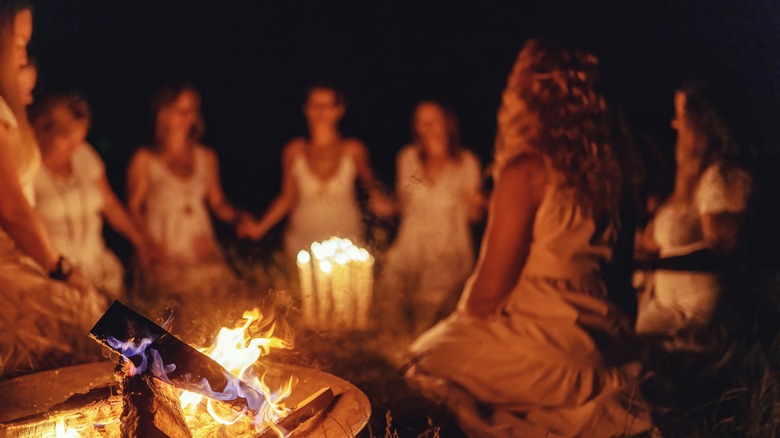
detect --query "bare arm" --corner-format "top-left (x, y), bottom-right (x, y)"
top-left (0, 124), bottom-right (59, 271)
top-left (126, 149), bottom-right (152, 236)
top-left (240, 142), bottom-right (299, 239)
top-left (349, 140), bottom-right (394, 217)
top-left (203, 148), bottom-right (242, 224)
top-left (458, 155), bottom-right (547, 318)
top-left (99, 172), bottom-right (146, 249)
top-left (463, 151), bottom-right (486, 224)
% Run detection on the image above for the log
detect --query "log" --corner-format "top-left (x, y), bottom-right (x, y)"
top-left (258, 387), bottom-right (335, 438)
top-left (89, 300), bottom-right (264, 412)
top-left (120, 372), bottom-right (192, 438)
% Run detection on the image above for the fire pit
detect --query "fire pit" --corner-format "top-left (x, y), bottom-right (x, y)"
top-left (0, 301), bottom-right (371, 437)
top-left (0, 361), bottom-right (370, 436)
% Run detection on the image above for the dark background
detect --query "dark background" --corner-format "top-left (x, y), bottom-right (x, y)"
top-left (28, 0), bottom-right (780, 254)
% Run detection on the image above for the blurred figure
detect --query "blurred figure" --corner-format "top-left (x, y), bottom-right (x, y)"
top-left (127, 84), bottom-right (244, 330)
top-left (239, 84), bottom-right (393, 259)
top-left (32, 93), bottom-right (156, 299)
top-left (17, 57), bottom-right (34, 105)
top-left (378, 101), bottom-right (484, 337)
top-left (405, 39), bottom-right (654, 437)
top-left (634, 82), bottom-right (751, 350)
top-left (0, 1), bottom-right (107, 379)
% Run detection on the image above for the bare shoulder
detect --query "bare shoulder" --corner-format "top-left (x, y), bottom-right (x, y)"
top-left (129, 147), bottom-right (154, 168)
top-left (283, 137), bottom-right (306, 156)
top-left (343, 137), bottom-right (368, 157)
top-left (496, 153), bottom-right (548, 192)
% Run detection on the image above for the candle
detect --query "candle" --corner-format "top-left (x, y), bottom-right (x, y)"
top-left (297, 237), bottom-right (374, 330)
top-left (296, 250), bottom-right (316, 326)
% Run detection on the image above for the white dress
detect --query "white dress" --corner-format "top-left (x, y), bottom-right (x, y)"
top-left (635, 163), bottom-right (751, 339)
top-left (406, 181), bottom-right (654, 438)
top-left (284, 152), bottom-right (364, 258)
top-left (35, 143), bottom-right (124, 297)
top-left (379, 146), bottom-right (481, 335)
top-left (0, 97), bottom-right (107, 379)
top-left (137, 146), bottom-right (238, 312)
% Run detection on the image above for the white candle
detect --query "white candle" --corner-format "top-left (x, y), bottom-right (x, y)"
top-left (316, 259), bottom-right (333, 329)
top-left (296, 250), bottom-right (317, 326)
top-left (332, 252), bottom-right (351, 325)
top-left (354, 248), bottom-right (374, 330)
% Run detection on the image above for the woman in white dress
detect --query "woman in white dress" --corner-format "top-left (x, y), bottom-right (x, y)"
top-left (127, 84), bottom-right (244, 326)
top-left (239, 84), bottom-right (393, 259)
top-left (0, 2), bottom-right (107, 379)
top-left (634, 83), bottom-right (751, 350)
top-left (404, 39), bottom-right (654, 437)
top-left (378, 101), bottom-right (484, 336)
top-left (32, 93), bottom-right (156, 298)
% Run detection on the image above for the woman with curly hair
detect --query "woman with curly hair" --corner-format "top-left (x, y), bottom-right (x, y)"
top-left (404, 38), bottom-right (654, 437)
top-left (634, 82), bottom-right (751, 350)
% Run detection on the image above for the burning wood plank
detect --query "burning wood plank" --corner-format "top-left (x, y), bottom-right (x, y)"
top-left (89, 301), bottom-right (265, 413)
top-left (258, 387), bottom-right (335, 438)
top-left (120, 372), bottom-right (192, 438)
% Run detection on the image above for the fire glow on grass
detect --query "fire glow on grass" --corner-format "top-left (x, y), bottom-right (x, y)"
top-left (179, 308), bottom-right (295, 437)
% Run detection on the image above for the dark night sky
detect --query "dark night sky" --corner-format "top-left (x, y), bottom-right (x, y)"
top-left (27, 0), bottom-right (780, 227)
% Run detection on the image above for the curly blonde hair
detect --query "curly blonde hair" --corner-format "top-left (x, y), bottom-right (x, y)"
top-left (495, 38), bottom-right (622, 215)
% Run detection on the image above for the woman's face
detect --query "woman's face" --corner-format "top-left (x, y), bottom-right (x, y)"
top-left (303, 88), bottom-right (344, 128)
top-left (157, 91), bottom-right (199, 140)
top-left (18, 64), bottom-right (36, 105)
top-left (45, 120), bottom-right (88, 162)
top-left (414, 103), bottom-right (449, 156)
top-left (13, 10), bottom-right (32, 69)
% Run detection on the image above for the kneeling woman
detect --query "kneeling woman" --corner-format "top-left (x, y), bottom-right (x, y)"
top-left (32, 93), bottom-right (156, 298)
top-left (405, 39), bottom-right (654, 437)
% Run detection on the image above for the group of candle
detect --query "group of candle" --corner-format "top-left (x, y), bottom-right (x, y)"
top-left (296, 237), bottom-right (375, 330)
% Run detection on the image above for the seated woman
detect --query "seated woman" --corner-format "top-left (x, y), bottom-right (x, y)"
top-left (404, 39), bottom-right (654, 437)
top-left (0, 2), bottom-right (107, 379)
top-left (127, 84), bottom-right (244, 330)
top-left (634, 82), bottom-right (751, 350)
top-left (32, 93), bottom-right (156, 298)
top-left (378, 101), bottom-right (484, 337)
top-left (238, 83), bottom-right (393, 260)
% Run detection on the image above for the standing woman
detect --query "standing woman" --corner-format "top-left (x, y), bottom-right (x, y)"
top-left (0, 1), bottom-right (107, 379)
top-left (127, 84), bottom-right (243, 317)
top-left (33, 93), bottom-right (156, 299)
top-left (378, 101), bottom-right (484, 336)
top-left (405, 39), bottom-right (654, 437)
top-left (239, 84), bottom-right (393, 259)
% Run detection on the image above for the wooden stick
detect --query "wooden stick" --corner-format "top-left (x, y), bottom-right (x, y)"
top-left (120, 373), bottom-right (192, 438)
top-left (258, 387), bottom-right (335, 438)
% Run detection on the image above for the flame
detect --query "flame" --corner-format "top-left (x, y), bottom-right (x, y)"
top-left (179, 308), bottom-right (295, 436)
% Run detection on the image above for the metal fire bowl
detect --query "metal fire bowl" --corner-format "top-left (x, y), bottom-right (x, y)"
top-left (0, 361), bottom-right (371, 437)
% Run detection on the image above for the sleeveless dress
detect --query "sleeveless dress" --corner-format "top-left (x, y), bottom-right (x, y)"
top-left (0, 97), bottom-right (107, 379)
top-left (635, 163), bottom-right (751, 341)
top-left (378, 146), bottom-right (481, 335)
top-left (136, 146), bottom-right (239, 322)
top-left (406, 182), bottom-right (653, 437)
top-left (35, 143), bottom-right (124, 298)
top-left (283, 151), bottom-right (364, 258)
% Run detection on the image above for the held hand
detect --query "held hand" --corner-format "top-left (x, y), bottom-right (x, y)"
top-left (369, 192), bottom-right (395, 218)
top-left (237, 218), bottom-right (266, 240)
top-left (137, 239), bottom-right (164, 268)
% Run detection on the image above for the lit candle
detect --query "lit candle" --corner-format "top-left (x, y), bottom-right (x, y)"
top-left (296, 250), bottom-right (316, 326)
top-left (332, 252), bottom-right (351, 325)
top-left (316, 259), bottom-right (333, 329)
top-left (354, 248), bottom-right (374, 330)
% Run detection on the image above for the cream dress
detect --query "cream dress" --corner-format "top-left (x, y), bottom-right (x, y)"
top-left (0, 97), bottom-right (107, 380)
top-left (283, 151), bottom-right (364, 258)
top-left (406, 181), bottom-right (653, 437)
top-left (35, 143), bottom-right (124, 298)
top-left (635, 163), bottom-right (751, 340)
top-left (379, 146), bottom-right (481, 335)
top-left (136, 146), bottom-right (239, 320)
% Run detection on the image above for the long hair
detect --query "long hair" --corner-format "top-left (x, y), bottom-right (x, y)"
top-left (673, 81), bottom-right (741, 201)
top-left (150, 83), bottom-right (204, 146)
top-left (411, 100), bottom-right (463, 164)
top-left (0, 0), bottom-right (32, 114)
top-left (495, 38), bottom-right (622, 215)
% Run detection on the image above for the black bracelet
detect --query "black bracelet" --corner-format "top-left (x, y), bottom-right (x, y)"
top-left (49, 255), bottom-right (74, 281)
